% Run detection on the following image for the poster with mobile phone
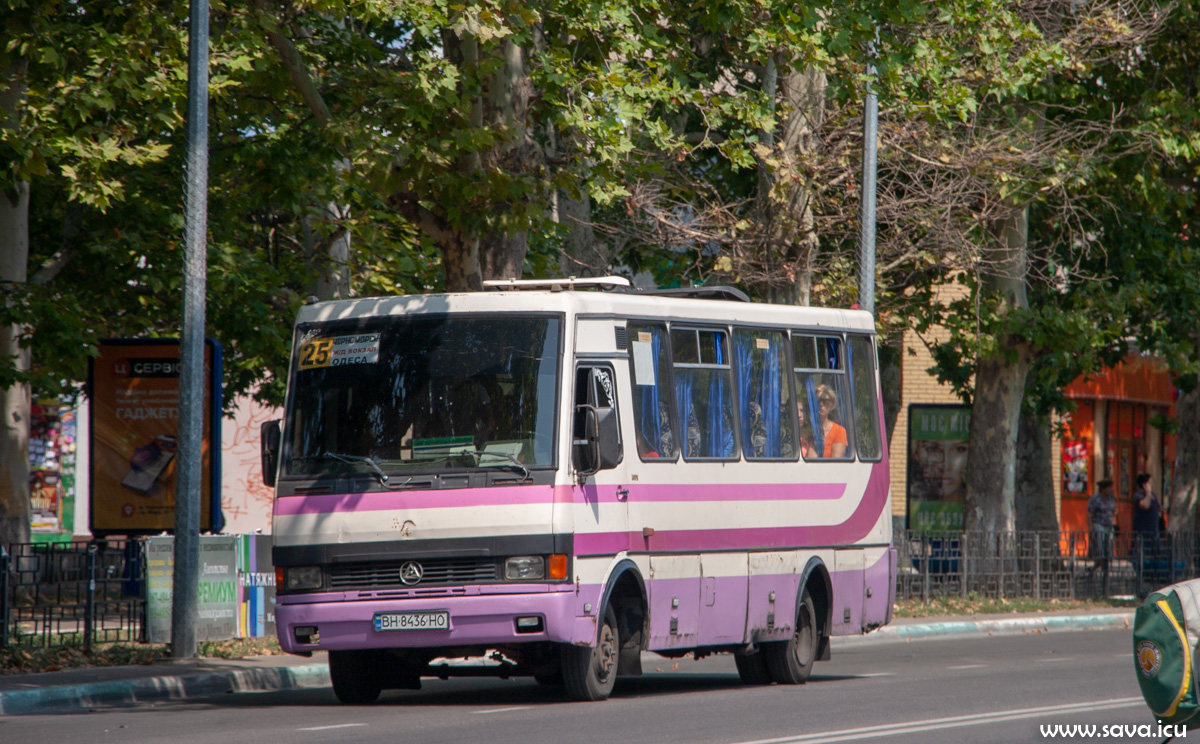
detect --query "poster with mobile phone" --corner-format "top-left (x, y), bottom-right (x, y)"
top-left (89, 339), bottom-right (224, 535)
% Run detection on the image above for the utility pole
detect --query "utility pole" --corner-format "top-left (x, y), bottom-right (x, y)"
top-left (857, 30), bottom-right (879, 317)
top-left (172, 0), bottom-right (209, 661)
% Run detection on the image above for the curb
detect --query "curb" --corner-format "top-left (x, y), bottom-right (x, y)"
top-left (864, 612), bottom-right (1134, 642)
top-left (0, 663), bottom-right (330, 716)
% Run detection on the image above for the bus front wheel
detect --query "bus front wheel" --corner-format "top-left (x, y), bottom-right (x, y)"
top-left (329, 649), bottom-right (383, 704)
top-left (765, 594), bottom-right (817, 684)
top-left (562, 605), bottom-right (619, 701)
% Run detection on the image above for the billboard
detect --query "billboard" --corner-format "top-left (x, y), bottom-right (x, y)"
top-left (88, 339), bottom-right (223, 535)
top-left (907, 404), bottom-right (970, 533)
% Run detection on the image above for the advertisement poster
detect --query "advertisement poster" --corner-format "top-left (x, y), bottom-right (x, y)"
top-left (146, 535), bottom-right (240, 643)
top-left (1062, 439), bottom-right (1090, 497)
top-left (89, 339), bottom-right (223, 535)
top-left (237, 534), bottom-right (276, 638)
top-left (907, 404), bottom-right (970, 533)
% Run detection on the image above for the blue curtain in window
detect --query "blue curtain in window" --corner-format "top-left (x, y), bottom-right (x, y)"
top-left (707, 334), bottom-right (733, 457)
top-left (805, 376), bottom-right (824, 457)
top-left (639, 332), bottom-right (664, 453)
top-left (826, 337), bottom-right (839, 369)
top-left (675, 370), bottom-right (695, 458)
top-left (760, 339), bottom-right (781, 456)
top-left (735, 334), bottom-right (753, 453)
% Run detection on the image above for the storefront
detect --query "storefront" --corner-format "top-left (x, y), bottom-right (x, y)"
top-left (1059, 355), bottom-right (1176, 536)
top-left (28, 397), bottom-right (90, 542)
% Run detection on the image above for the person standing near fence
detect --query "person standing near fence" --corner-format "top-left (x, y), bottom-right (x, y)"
top-left (1088, 478), bottom-right (1116, 573)
top-left (1133, 473), bottom-right (1162, 556)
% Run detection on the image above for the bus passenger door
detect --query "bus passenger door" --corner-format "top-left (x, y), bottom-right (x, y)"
top-left (833, 549), bottom-right (865, 634)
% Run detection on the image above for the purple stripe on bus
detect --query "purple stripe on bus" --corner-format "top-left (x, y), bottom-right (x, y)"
top-left (274, 480), bottom-right (850, 517)
top-left (575, 516), bottom-right (889, 554)
top-left (273, 484), bottom-right (566, 516)
top-left (570, 482), bottom-right (846, 504)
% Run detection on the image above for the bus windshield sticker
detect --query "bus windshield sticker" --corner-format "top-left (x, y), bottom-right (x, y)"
top-left (299, 334), bottom-right (381, 370)
top-left (632, 341), bottom-right (655, 386)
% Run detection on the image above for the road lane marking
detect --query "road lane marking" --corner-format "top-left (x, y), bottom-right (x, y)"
top-left (726, 696), bottom-right (1144, 744)
top-left (474, 707), bottom-right (532, 714)
top-left (853, 672), bottom-right (894, 677)
top-left (1035, 658), bottom-right (1074, 663)
top-left (297, 724), bottom-right (368, 732)
top-left (946, 664), bottom-right (986, 669)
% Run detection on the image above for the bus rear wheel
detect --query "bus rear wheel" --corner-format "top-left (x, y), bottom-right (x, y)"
top-left (734, 650), bottom-right (773, 685)
top-left (765, 594), bottom-right (817, 684)
top-left (329, 649), bottom-right (383, 704)
top-left (562, 605), bottom-right (619, 701)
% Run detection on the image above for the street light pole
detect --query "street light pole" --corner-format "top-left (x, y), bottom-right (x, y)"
top-left (172, 0), bottom-right (209, 661)
top-left (858, 31), bottom-right (879, 317)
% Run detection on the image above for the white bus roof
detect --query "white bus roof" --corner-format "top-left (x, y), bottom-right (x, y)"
top-left (295, 284), bottom-right (877, 333)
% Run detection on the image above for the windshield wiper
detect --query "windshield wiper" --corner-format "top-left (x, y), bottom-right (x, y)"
top-left (323, 451), bottom-right (392, 486)
top-left (456, 449), bottom-right (531, 481)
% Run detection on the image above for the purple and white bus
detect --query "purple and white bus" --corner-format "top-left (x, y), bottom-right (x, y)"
top-left (263, 277), bottom-right (896, 703)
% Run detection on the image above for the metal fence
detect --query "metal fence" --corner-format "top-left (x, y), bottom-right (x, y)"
top-left (1, 540), bottom-right (146, 650)
top-left (897, 529), bottom-right (1200, 602)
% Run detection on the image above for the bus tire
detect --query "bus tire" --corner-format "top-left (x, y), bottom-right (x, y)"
top-left (734, 650), bottom-right (773, 685)
top-left (329, 649), bottom-right (383, 704)
top-left (765, 594), bottom-right (817, 685)
top-left (562, 605), bottom-right (619, 701)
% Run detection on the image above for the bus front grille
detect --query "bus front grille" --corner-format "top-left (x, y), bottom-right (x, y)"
top-left (329, 558), bottom-right (499, 589)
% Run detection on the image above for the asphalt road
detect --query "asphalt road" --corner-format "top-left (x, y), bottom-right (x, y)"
top-left (0, 629), bottom-right (1157, 743)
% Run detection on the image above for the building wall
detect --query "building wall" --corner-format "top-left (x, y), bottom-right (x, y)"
top-left (889, 283), bottom-right (968, 522)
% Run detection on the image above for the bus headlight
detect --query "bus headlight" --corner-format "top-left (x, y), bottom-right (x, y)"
top-left (286, 566), bottom-right (323, 591)
top-left (504, 556), bottom-right (545, 580)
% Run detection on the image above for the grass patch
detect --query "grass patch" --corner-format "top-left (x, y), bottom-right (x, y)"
top-left (0, 636), bottom-right (283, 676)
top-left (893, 593), bottom-right (1141, 618)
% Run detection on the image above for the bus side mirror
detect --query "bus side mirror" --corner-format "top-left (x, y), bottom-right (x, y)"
top-left (574, 405), bottom-right (620, 475)
top-left (261, 419), bottom-right (282, 487)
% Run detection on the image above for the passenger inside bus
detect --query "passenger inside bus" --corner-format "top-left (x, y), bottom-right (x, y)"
top-left (816, 384), bottom-right (848, 458)
top-left (796, 399), bottom-right (815, 458)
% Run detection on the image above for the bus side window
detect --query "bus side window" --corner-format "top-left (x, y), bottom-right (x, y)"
top-left (848, 335), bottom-right (883, 461)
top-left (628, 322), bottom-right (678, 461)
top-left (671, 327), bottom-right (737, 460)
top-left (793, 334), bottom-right (854, 460)
top-left (732, 329), bottom-right (795, 460)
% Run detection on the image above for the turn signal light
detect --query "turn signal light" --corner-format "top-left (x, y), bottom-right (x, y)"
top-left (548, 553), bottom-right (568, 580)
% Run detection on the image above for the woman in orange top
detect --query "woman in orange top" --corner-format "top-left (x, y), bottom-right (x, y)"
top-left (816, 384), bottom-right (848, 458)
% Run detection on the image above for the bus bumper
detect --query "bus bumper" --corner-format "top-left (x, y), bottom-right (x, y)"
top-left (275, 586), bottom-right (598, 654)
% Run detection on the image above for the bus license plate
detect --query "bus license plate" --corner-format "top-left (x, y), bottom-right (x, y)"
top-left (374, 611), bottom-right (450, 632)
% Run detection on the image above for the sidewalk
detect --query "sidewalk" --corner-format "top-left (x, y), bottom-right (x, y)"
top-left (0, 608), bottom-right (1135, 716)
top-left (0, 653), bottom-right (330, 716)
top-left (865, 607), bottom-right (1134, 642)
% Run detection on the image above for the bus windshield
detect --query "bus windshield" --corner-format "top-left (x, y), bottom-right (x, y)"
top-left (283, 314), bottom-right (561, 478)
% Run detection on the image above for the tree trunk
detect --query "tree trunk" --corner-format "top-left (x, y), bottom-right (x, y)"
top-left (964, 206), bottom-right (1032, 533)
top-left (1015, 407), bottom-right (1057, 532)
top-left (441, 231), bottom-right (483, 292)
top-left (1171, 341), bottom-right (1200, 531)
top-left (757, 55), bottom-right (825, 306)
top-left (0, 62), bottom-right (31, 547)
top-left (556, 190), bottom-right (611, 277)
